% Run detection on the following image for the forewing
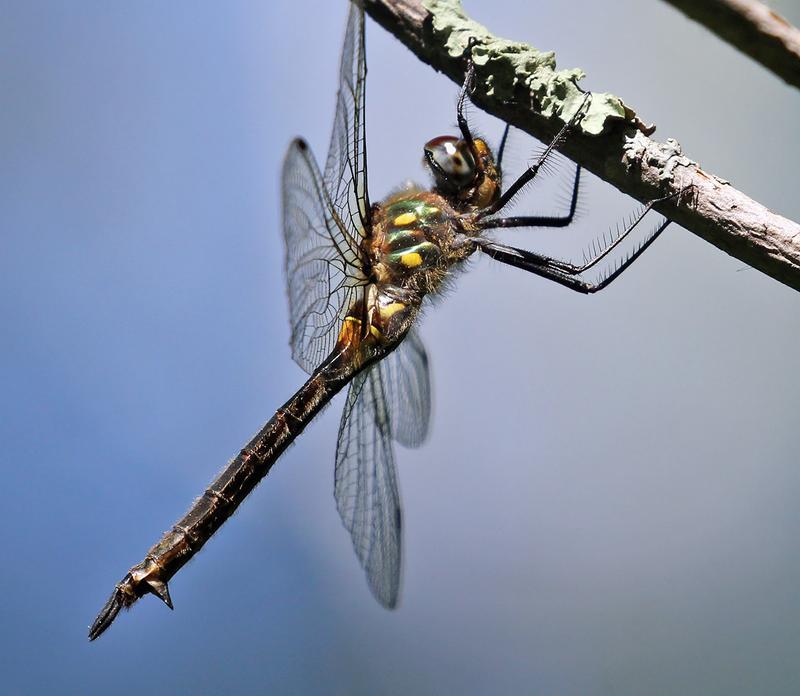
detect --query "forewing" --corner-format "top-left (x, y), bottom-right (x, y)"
top-left (282, 139), bottom-right (366, 374)
top-left (380, 329), bottom-right (431, 448)
top-left (323, 1), bottom-right (370, 240)
top-left (281, 2), bottom-right (370, 374)
top-left (334, 365), bottom-right (402, 608)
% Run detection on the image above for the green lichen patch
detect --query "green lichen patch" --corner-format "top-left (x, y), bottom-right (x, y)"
top-left (422, 0), bottom-right (638, 136)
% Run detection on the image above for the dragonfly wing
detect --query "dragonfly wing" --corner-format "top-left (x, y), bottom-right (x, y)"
top-left (281, 2), bottom-right (370, 374)
top-left (380, 329), bottom-right (431, 448)
top-left (334, 365), bottom-right (401, 608)
top-left (324, 1), bottom-right (371, 239)
top-left (282, 139), bottom-right (366, 374)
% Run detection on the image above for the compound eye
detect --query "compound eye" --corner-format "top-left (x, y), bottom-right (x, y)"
top-left (423, 135), bottom-right (477, 190)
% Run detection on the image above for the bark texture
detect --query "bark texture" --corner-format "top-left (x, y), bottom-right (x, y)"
top-left (661, 0), bottom-right (800, 91)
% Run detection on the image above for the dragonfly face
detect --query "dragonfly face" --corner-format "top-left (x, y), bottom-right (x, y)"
top-left (423, 134), bottom-right (501, 211)
top-left (424, 136), bottom-right (477, 192)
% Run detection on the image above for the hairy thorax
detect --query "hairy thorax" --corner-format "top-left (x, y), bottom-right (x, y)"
top-left (335, 188), bottom-right (475, 360)
top-left (369, 188), bottom-right (472, 295)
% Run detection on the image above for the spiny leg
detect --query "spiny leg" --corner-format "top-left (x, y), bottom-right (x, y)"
top-left (496, 123), bottom-right (511, 173)
top-left (482, 160), bottom-right (582, 229)
top-left (456, 56), bottom-right (477, 149)
top-left (475, 219), bottom-right (667, 294)
top-left (457, 48), bottom-right (585, 229)
top-left (474, 189), bottom-right (691, 294)
top-left (477, 92), bottom-right (592, 219)
top-left (541, 191), bottom-right (687, 277)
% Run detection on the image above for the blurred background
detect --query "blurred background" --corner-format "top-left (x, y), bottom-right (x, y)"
top-left (2, 1), bottom-right (800, 693)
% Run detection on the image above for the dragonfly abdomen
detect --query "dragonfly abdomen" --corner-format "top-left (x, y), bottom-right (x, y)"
top-left (89, 345), bottom-right (374, 640)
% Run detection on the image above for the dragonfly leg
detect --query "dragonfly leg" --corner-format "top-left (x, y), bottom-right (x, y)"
top-left (477, 162), bottom-right (581, 229)
top-left (456, 39), bottom-right (479, 148)
top-left (496, 124), bottom-right (510, 173)
top-left (473, 187), bottom-right (693, 293)
top-left (474, 220), bottom-right (667, 294)
top-left (477, 92), bottom-right (591, 220)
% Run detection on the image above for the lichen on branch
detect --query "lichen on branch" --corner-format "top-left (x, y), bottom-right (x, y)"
top-left (422, 0), bottom-right (637, 136)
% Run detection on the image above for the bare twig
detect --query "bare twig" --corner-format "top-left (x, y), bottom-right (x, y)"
top-left (363, 0), bottom-right (800, 292)
top-left (660, 0), bottom-right (800, 91)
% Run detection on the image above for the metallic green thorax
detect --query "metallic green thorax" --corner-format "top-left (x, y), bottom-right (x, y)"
top-left (375, 195), bottom-right (449, 276)
top-left (367, 189), bottom-right (470, 315)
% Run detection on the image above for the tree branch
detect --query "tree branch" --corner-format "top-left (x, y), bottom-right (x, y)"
top-left (363, 0), bottom-right (800, 292)
top-left (660, 0), bottom-right (800, 91)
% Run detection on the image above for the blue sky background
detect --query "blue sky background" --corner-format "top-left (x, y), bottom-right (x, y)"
top-left (2, 1), bottom-right (800, 694)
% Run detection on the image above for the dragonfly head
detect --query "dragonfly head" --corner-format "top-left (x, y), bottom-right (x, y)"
top-left (423, 136), bottom-right (477, 194)
top-left (423, 135), bottom-right (500, 210)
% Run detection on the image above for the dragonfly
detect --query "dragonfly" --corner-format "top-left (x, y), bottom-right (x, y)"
top-left (89, 1), bottom-right (681, 640)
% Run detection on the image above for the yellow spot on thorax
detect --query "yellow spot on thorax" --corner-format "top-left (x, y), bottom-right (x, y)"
top-left (393, 211), bottom-right (418, 226)
top-left (400, 252), bottom-right (423, 268)
top-left (379, 302), bottom-right (406, 320)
